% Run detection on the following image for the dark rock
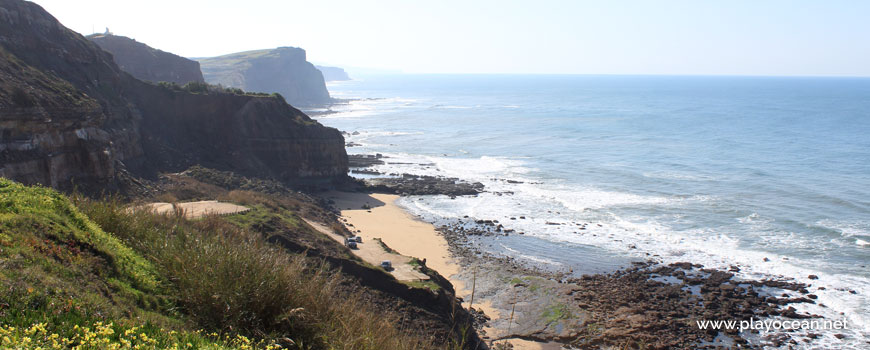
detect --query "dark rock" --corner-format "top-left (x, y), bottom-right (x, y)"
top-left (365, 175), bottom-right (484, 196)
top-left (88, 33), bottom-right (204, 85)
top-left (348, 154), bottom-right (386, 167)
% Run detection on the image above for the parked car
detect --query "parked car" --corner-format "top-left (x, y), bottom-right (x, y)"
top-left (344, 238), bottom-right (357, 249)
top-left (350, 236), bottom-right (362, 243)
top-left (380, 260), bottom-right (392, 270)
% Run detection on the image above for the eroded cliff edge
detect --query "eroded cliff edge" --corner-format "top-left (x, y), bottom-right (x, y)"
top-left (198, 47), bottom-right (332, 106)
top-left (0, 0), bottom-right (347, 190)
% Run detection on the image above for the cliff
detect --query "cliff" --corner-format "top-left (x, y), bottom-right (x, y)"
top-left (87, 33), bottom-right (205, 85)
top-left (316, 65), bottom-right (351, 81)
top-left (198, 47), bottom-right (332, 106)
top-left (129, 82), bottom-right (347, 181)
top-left (0, 0), bottom-right (347, 190)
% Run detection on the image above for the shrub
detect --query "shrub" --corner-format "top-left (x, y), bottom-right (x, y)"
top-left (182, 81), bottom-right (211, 94)
top-left (76, 196), bottom-right (435, 350)
top-left (270, 92), bottom-right (286, 103)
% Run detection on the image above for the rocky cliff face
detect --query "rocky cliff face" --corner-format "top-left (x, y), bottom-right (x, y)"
top-left (0, 0), bottom-right (347, 189)
top-left (0, 0), bottom-right (142, 188)
top-left (88, 33), bottom-right (205, 85)
top-left (198, 47), bottom-right (332, 106)
top-left (315, 65), bottom-right (351, 81)
top-left (129, 81), bottom-right (347, 182)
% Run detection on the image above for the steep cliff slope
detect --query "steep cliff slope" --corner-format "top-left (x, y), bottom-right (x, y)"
top-left (199, 47), bottom-right (332, 106)
top-left (88, 33), bottom-right (205, 85)
top-left (316, 65), bottom-right (351, 81)
top-left (0, 0), bottom-right (347, 190)
top-left (0, 0), bottom-right (142, 188)
top-left (129, 82), bottom-right (348, 182)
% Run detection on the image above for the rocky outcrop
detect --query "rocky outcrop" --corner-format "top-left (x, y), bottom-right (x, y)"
top-left (87, 33), bottom-right (204, 85)
top-left (315, 65), bottom-right (350, 81)
top-left (0, 0), bottom-right (347, 190)
top-left (198, 47), bottom-right (332, 106)
top-left (128, 81), bottom-right (347, 182)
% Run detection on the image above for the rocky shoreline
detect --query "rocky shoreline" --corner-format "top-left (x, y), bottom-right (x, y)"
top-left (437, 219), bottom-right (840, 349)
top-left (346, 151), bottom-right (855, 349)
top-left (349, 154), bottom-right (485, 196)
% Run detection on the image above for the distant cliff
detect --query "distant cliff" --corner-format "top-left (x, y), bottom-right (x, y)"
top-left (0, 0), bottom-right (347, 190)
top-left (316, 65), bottom-right (351, 81)
top-left (87, 33), bottom-right (204, 85)
top-left (198, 47), bottom-right (332, 106)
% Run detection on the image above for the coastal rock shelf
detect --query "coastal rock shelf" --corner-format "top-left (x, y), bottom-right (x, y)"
top-left (365, 175), bottom-right (484, 197)
top-left (436, 219), bottom-right (829, 349)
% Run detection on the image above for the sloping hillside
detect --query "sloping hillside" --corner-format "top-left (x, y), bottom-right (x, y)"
top-left (0, 175), bottom-right (481, 349)
top-left (88, 33), bottom-right (205, 85)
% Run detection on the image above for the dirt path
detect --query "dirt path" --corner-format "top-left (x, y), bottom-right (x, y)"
top-left (143, 200), bottom-right (250, 218)
top-left (301, 218), bottom-right (428, 281)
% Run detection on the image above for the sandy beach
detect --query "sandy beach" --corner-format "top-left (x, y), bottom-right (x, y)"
top-left (324, 191), bottom-right (558, 350)
top-left (326, 192), bottom-right (464, 290)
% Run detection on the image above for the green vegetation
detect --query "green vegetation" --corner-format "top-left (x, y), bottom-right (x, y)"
top-left (373, 237), bottom-right (399, 254)
top-left (156, 81), bottom-right (273, 98)
top-left (270, 92), bottom-right (286, 103)
top-left (508, 276), bottom-right (546, 293)
top-left (0, 178), bottom-right (446, 349)
top-left (403, 280), bottom-right (442, 292)
top-left (541, 303), bottom-right (573, 324)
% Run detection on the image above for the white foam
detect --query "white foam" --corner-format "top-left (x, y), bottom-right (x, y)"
top-left (316, 97), bottom-right (420, 119)
top-left (394, 166), bottom-right (870, 342)
top-left (816, 219), bottom-right (870, 237)
top-left (525, 185), bottom-right (673, 212)
top-left (500, 244), bottom-right (564, 266)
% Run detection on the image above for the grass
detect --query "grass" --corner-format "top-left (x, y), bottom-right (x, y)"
top-left (372, 238), bottom-right (399, 254)
top-left (78, 197), bottom-right (432, 349)
top-left (0, 178), bottom-right (160, 294)
top-left (0, 179), bottom-right (254, 349)
top-left (0, 178), bottom-right (448, 350)
top-left (402, 280), bottom-right (442, 292)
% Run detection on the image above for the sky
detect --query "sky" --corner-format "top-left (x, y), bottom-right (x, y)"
top-left (30, 0), bottom-right (870, 76)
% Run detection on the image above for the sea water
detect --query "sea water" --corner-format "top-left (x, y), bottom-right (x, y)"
top-left (311, 74), bottom-right (870, 347)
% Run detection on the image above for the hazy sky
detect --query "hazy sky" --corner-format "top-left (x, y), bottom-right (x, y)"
top-left (31, 0), bottom-right (870, 76)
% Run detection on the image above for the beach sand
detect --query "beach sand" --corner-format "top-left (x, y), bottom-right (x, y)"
top-left (325, 192), bottom-right (558, 350)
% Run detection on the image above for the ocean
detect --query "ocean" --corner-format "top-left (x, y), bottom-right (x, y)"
top-left (311, 74), bottom-right (870, 345)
